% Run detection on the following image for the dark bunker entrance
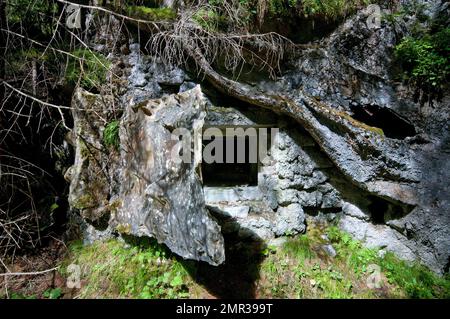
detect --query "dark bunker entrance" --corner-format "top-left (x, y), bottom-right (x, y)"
top-left (201, 127), bottom-right (271, 187)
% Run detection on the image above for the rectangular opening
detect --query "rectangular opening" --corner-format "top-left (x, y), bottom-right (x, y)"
top-left (202, 135), bottom-right (258, 187)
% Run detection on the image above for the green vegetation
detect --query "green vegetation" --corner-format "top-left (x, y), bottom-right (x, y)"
top-left (395, 27), bottom-right (449, 96)
top-left (72, 193), bottom-right (95, 210)
top-left (267, 0), bottom-right (372, 19)
top-left (6, 48), bottom-right (51, 78)
top-left (63, 239), bottom-right (191, 298)
top-left (383, 0), bottom-right (430, 28)
top-left (260, 229), bottom-right (368, 298)
top-left (103, 120), bottom-right (121, 150)
top-left (388, 1), bottom-right (449, 100)
top-left (9, 292), bottom-right (37, 299)
top-left (126, 6), bottom-right (177, 21)
top-left (328, 226), bottom-right (450, 298)
top-left (193, 8), bottom-right (228, 31)
top-left (7, 287), bottom-right (62, 299)
top-left (245, 0), bottom-right (375, 21)
top-left (189, 0), bottom-right (379, 32)
top-left (66, 49), bottom-right (110, 91)
top-left (6, 0), bottom-right (58, 36)
top-left (260, 222), bottom-right (450, 298)
top-left (42, 288), bottom-right (62, 299)
top-left (60, 222), bottom-right (449, 299)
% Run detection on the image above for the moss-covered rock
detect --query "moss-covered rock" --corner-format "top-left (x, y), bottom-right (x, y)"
top-left (67, 89), bottom-right (115, 223)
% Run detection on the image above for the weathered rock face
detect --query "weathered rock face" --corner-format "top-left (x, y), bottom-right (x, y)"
top-left (268, 3), bottom-right (450, 273)
top-left (202, 1), bottom-right (447, 273)
top-left (67, 90), bottom-right (114, 225)
top-left (67, 86), bottom-right (225, 266)
top-left (117, 86), bottom-right (224, 265)
top-left (67, 1), bottom-right (449, 273)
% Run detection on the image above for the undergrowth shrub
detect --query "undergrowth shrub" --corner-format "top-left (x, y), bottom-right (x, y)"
top-left (6, 0), bottom-right (58, 36)
top-left (240, 0), bottom-right (376, 22)
top-left (395, 27), bottom-right (450, 100)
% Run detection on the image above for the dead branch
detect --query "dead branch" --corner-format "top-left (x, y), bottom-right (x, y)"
top-left (0, 266), bottom-right (58, 277)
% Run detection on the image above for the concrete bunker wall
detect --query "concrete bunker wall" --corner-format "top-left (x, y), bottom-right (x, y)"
top-left (202, 104), bottom-right (343, 240)
top-left (201, 102), bottom-right (415, 260)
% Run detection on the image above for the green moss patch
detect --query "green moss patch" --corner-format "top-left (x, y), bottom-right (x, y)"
top-left (126, 6), bottom-right (177, 21)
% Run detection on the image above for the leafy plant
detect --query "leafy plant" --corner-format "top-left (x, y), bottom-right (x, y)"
top-left (300, 0), bottom-right (370, 19)
top-left (327, 226), bottom-right (450, 298)
top-left (379, 252), bottom-right (450, 299)
top-left (395, 27), bottom-right (449, 100)
top-left (242, 0), bottom-right (375, 20)
top-left (193, 8), bottom-right (228, 31)
top-left (6, 0), bottom-right (58, 36)
top-left (43, 288), bottom-right (62, 299)
top-left (9, 292), bottom-right (37, 299)
top-left (261, 245), bottom-right (278, 256)
top-left (283, 234), bottom-right (316, 262)
top-left (62, 223), bottom-right (450, 299)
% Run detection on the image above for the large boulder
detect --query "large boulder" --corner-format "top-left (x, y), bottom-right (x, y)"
top-left (67, 86), bottom-right (225, 266)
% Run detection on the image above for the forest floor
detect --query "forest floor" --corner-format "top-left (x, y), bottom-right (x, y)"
top-left (1, 220), bottom-right (449, 299)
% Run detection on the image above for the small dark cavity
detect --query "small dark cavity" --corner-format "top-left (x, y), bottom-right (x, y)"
top-left (88, 212), bottom-right (111, 231)
top-left (159, 83), bottom-right (182, 95)
top-left (350, 104), bottom-right (416, 139)
top-left (202, 135), bottom-right (258, 187)
top-left (368, 199), bottom-right (388, 224)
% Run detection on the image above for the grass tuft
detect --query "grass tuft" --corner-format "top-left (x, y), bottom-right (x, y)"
top-left (103, 120), bottom-right (120, 150)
